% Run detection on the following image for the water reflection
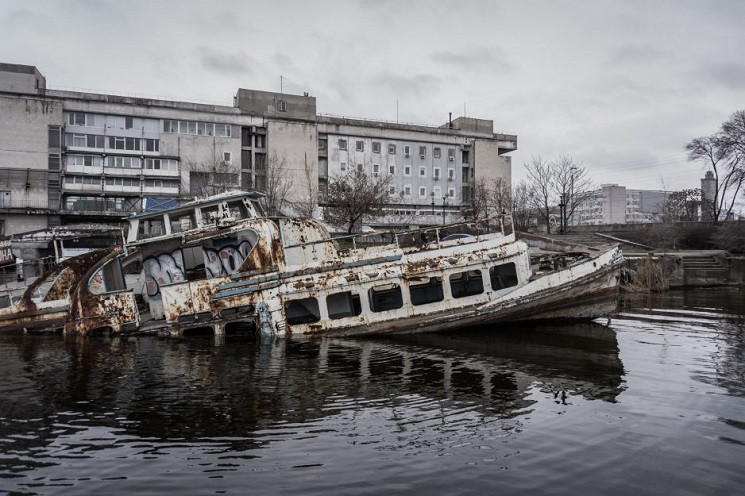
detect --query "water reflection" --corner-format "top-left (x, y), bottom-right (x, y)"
top-left (1, 322), bottom-right (625, 435)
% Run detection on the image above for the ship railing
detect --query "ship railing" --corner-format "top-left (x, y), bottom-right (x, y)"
top-left (286, 214), bottom-right (513, 252)
top-left (0, 256), bottom-right (58, 308)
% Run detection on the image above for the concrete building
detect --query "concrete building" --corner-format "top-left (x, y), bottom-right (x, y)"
top-left (572, 184), bottom-right (669, 225)
top-left (0, 63), bottom-right (516, 236)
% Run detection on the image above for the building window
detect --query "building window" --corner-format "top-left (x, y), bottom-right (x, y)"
top-left (277, 100), bottom-right (287, 112)
top-left (356, 140), bottom-right (364, 152)
top-left (163, 120), bottom-right (176, 133)
top-left (48, 126), bottom-right (62, 148)
top-left (448, 188), bottom-right (455, 198)
top-left (388, 144), bottom-right (396, 155)
top-left (448, 168), bottom-right (455, 181)
top-left (404, 165), bottom-right (411, 176)
top-left (372, 142), bottom-right (381, 154)
top-left (373, 164), bottom-right (379, 176)
top-left (389, 185), bottom-right (396, 195)
top-left (318, 137), bottom-right (327, 150)
top-left (48, 154), bottom-right (60, 171)
top-left (255, 135), bottom-right (265, 148)
top-left (357, 164), bottom-right (363, 172)
top-left (462, 150), bottom-right (470, 164)
top-left (125, 116), bottom-right (134, 129)
top-left (434, 147), bottom-right (441, 159)
top-left (66, 112), bottom-right (91, 126)
top-left (145, 139), bottom-right (159, 152)
top-left (448, 148), bottom-right (455, 161)
top-left (340, 162), bottom-right (347, 171)
top-left (419, 146), bottom-right (426, 158)
top-left (404, 185), bottom-right (411, 196)
top-left (404, 145), bottom-right (410, 158)
top-left (433, 167), bottom-right (440, 179)
top-left (419, 186), bottom-right (426, 197)
top-left (389, 165), bottom-right (395, 175)
top-left (326, 292), bottom-right (361, 320)
top-left (433, 186), bottom-right (441, 197)
top-left (450, 270), bottom-right (484, 298)
top-left (338, 139), bottom-right (348, 151)
top-left (419, 166), bottom-right (426, 177)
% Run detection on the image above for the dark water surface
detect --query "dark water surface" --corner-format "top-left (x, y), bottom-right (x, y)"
top-left (1, 287), bottom-right (744, 495)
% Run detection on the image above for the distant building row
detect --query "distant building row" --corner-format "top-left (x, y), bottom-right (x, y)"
top-left (570, 171), bottom-right (718, 226)
top-left (0, 63), bottom-right (516, 236)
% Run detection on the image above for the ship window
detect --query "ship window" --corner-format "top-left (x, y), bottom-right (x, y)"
top-left (327, 291), bottom-right (362, 319)
top-left (285, 297), bottom-right (321, 325)
top-left (490, 262), bottom-right (518, 290)
top-left (450, 270), bottom-right (484, 298)
top-left (409, 277), bottom-right (444, 306)
top-left (369, 283), bottom-right (403, 312)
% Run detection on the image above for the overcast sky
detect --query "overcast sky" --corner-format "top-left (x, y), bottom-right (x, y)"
top-left (2, 0), bottom-right (743, 193)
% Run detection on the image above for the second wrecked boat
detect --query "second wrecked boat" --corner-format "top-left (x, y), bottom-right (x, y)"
top-left (0, 191), bottom-right (625, 337)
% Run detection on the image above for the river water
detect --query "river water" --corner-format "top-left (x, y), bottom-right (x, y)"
top-left (0, 287), bottom-right (743, 495)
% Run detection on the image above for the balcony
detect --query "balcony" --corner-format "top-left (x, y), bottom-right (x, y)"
top-left (104, 184), bottom-right (140, 194)
top-left (143, 185), bottom-right (179, 195)
top-left (66, 164), bottom-right (103, 175)
top-left (62, 183), bottom-right (103, 193)
top-left (104, 167), bottom-right (142, 177)
top-left (143, 168), bottom-right (179, 177)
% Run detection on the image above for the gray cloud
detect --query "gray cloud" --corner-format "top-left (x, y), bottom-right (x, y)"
top-left (705, 62), bottom-right (745, 90)
top-left (198, 48), bottom-right (255, 76)
top-left (609, 43), bottom-right (669, 65)
top-left (430, 47), bottom-right (513, 72)
top-left (371, 73), bottom-right (441, 98)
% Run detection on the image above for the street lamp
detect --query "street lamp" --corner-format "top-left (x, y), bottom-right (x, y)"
top-left (568, 166), bottom-right (577, 229)
top-left (431, 191), bottom-right (435, 216)
top-left (442, 195), bottom-right (448, 225)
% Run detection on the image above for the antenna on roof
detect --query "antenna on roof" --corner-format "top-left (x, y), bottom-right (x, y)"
top-left (280, 75), bottom-right (283, 94)
top-left (396, 99), bottom-right (399, 123)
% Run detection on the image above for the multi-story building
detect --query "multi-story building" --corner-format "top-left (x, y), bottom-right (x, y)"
top-left (317, 116), bottom-right (514, 226)
top-left (572, 184), bottom-right (669, 225)
top-left (0, 62), bottom-right (516, 237)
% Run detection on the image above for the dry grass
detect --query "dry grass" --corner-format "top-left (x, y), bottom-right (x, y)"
top-left (627, 258), bottom-right (669, 293)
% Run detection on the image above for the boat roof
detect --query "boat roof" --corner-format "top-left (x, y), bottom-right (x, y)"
top-left (126, 190), bottom-right (265, 220)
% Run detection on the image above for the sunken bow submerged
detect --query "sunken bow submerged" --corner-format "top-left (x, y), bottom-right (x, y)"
top-left (0, 191), bottom-right (625, 337)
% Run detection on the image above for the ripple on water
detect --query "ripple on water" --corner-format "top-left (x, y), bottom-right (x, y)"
top-left (0, 288), bottom-right (744, 495)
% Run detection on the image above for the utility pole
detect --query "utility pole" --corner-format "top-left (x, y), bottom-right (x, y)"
top-left (442, 196), bottom-right (448, 225)
top-left (569, 166), bottom-right (577, 229)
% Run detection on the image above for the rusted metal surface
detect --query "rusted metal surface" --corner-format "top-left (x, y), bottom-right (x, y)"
top-left (0, 247), bottom-right (135, 334)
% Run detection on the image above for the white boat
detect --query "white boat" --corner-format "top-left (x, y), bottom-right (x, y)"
top-left (0, 191), bottom-right (624, 337)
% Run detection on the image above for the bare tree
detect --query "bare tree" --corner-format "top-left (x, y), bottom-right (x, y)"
top-left (489, 177), bottom-right (512, 215)
top-left (186, 157), bottom-right (240, 198)
top-left (525, 156), bottom-right (554, 233)
top-left (324, 169), bottom-right (392, 234)
top-left (292, 152), bottom-right (319, 218)
top-left (467, 178), bottom-right (491, 219)
top-left (511, 180), bottom-right (535, 232)
top-left (661, 188), bottom-right (702, 222)
top-left (551, 156), bottom-right (593, 231)
top-left (686, 110), bottom-right (745, 222)
top-left (261, 151), bottom-right (294, 216)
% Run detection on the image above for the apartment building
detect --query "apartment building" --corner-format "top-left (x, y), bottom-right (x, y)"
top-left (572, 184), bottom-right (669, 225)
top-left (0, 63), bottom-right (516, 236)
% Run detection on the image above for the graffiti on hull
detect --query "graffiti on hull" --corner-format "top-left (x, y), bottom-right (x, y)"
top-left (143, 250), bottom-right (186, 297)
top-left (204, 240), bottom-right (253, 277)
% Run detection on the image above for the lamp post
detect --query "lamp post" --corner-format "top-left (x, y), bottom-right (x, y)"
top-left (442, 195), bottom-right (448, 225)
top-left (569, 166), bottom-right (577, 229)
top-left (431, 191), bottom-right (435, 216)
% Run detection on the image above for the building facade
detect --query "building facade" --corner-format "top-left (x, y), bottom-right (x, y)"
top-left (0, 63), bottom-right (516, 236)
top-left (572, 184), bottom-right (669, 225)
